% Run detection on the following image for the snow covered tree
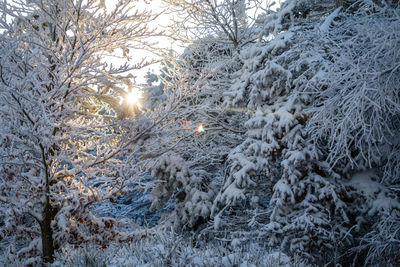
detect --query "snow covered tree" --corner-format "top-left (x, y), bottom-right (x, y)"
top-left (145, 0), bottom-right (400, 264)
top-left (210, 0), bottom-right (400, 263)
top-left (308, 3), bottom-right (400, 264)
top-left (140, 41), bottom-right (245, 232)
top-left (163, 0), bottom-right (262, 49)
top-left (308, 3), bottom-right (400, 185)
top-left (142, 0), bottom-right (271, 233)
top-left (212, 5), bottom-right (352, 261)
top-left (49, 0), bottom-right (398, 264)
top-left (147, 2), bottom-right (353, 258)
top-left (0, 0), bottom-right (162, 264)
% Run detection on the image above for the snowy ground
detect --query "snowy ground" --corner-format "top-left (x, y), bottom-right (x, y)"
top-left (50, 231), bottom-right (308, 267)
top-left (0, 231), bottom-right (309, 266)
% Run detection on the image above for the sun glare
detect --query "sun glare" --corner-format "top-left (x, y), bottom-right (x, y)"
top-left (126, 88), bottom-right (142, 107)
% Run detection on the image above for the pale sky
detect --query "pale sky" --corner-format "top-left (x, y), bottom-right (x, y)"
top-left (104, 0), bottom-right (178, 84)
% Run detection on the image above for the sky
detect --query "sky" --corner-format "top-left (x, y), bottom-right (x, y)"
top-left (103, 0), bottom-right (179, 84)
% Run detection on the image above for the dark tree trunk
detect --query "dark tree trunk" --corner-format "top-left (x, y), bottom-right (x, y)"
top-left (39, 144), bottom-right (55, 264)
top-left (41, 199), bottom-right (54, 264)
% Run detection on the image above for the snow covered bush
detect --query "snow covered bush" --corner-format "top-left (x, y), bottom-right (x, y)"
top-left (0, 0), bottom-right (162, 263)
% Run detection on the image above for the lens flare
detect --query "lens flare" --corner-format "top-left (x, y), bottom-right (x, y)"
top-left (197, 124), bottom-right (205, 133)
top-left (183, 120), bottom-right (193, 130)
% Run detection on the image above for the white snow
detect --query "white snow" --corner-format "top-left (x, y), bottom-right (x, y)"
top-left (320, 7), bottom-right (342, 33)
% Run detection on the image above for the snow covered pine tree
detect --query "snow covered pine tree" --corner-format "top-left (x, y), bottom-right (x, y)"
top-left (213, 2), bottom-right (353, 261)
top-left (141, 41), bottom-right (243, 232)
top-left (145, 0), bottom-right (262, 232)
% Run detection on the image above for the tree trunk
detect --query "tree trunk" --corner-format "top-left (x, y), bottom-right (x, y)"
top-left (39, 144), bottom-right (55, 264)
top-left (336, 0), bottom-right (343, 7)
top-left (41, 200), bottom-right (55, 264)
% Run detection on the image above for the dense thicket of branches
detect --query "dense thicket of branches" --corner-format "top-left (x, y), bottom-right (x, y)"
top-left (0, 0), bottom-right (399, 265)
top-left (146, 0), bottom-right (400, 265)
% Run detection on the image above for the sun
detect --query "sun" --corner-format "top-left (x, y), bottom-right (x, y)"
top-left (126, 88), bottom-right (142, 107)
